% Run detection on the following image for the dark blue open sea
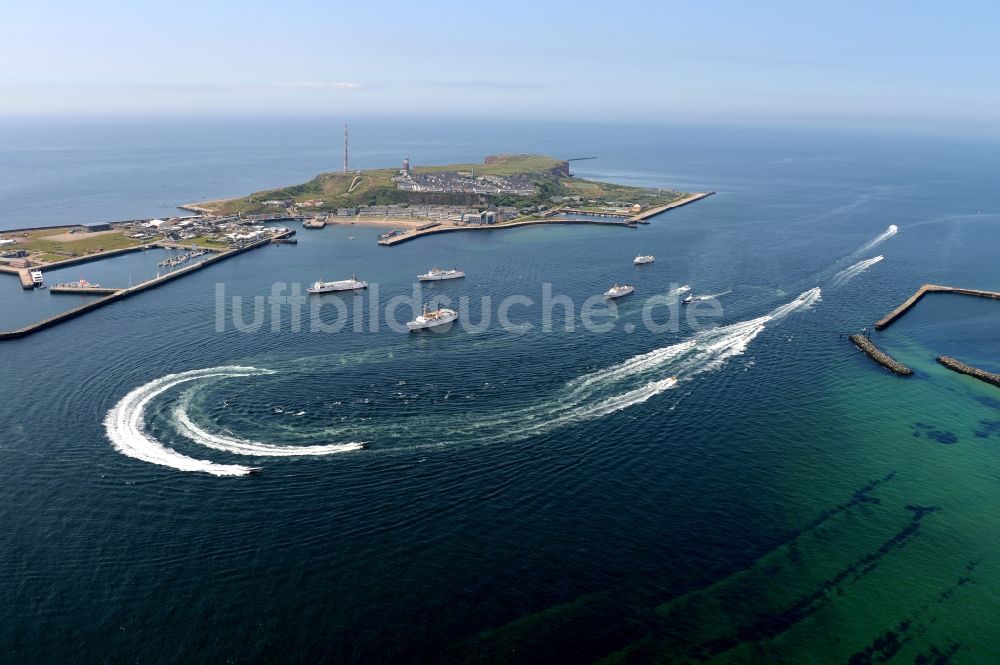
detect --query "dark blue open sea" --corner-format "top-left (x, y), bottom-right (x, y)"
top-left (2, 118), bottom-right (999, 663)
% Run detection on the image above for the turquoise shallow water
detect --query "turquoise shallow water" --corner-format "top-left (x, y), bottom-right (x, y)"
top-left (1, 120), bottom-right (999, 663)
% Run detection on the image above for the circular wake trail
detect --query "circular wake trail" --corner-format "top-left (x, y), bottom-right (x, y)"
top-left (173, 400), bottom-right (363, 456)
top-left (104, 366), bottom-right (361, 476)
top-left (104, 291), bottom-right (822, 473)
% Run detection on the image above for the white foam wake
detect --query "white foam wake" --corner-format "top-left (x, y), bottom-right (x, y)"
top-left (832, 255), bottom-right (883, 286)
top-left (484, 288), bottom-right (822, 440)
top-left (566, 287), bottom-right (820, 398)
top-left (104, 366), bottom-right (361, 476)
top-left (173, 401), bottom-right (363, 457)
top-left (858, 225), bottom-right (897, 253)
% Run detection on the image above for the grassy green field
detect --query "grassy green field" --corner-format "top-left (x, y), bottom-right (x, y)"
top-left (10, 229), bottom-right (146, 258)
top-left (185, 236), bottom-right (231, 250)
top-left (412, 154), bottom-right (564, 176)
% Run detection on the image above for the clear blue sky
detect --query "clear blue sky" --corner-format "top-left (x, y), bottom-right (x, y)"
top-left (3, 0), bottom-right (999, 132)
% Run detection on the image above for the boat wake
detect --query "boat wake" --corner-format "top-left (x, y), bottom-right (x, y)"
top-left (104, 366), bottom-right (363, 477)
top-left (688, 289), bottom-right (732, 302)
top-left (412, 288), bottom-right (821, 444)
top-left (857, 224), bottom-right (897, 253)
top-left (105, 290), bottom-right (820, 475)
top-left (831, 255), bottom-right (883, 287)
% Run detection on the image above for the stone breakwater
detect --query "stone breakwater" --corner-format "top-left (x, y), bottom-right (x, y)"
top-left (937, 356), bottom-right (1000, 388)
top-left (850, 334), bottom-right (914, 376)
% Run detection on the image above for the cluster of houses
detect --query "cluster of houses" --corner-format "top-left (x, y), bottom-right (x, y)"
top-left (393, 169), bottom-right (537, 196)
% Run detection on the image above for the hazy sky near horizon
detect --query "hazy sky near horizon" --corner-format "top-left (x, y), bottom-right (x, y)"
top-left (3, 0), bottom-right (999, 132)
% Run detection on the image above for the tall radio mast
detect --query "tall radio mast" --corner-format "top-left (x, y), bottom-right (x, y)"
top-left (343, 123), bottom-right (349, 174)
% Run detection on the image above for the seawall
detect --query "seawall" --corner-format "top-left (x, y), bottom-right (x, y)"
top-left (377, 217), bottom-right (636, 246)
top-left (850, 334), bottom-right (913, 375)
top-left (937, 356), bottom-right (1000, 388)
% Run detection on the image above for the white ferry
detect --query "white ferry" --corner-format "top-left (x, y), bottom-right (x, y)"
top-left (418, 267), bottom-right (465, 281)
top-left (29, 269), bottom-right (44, 287)
top-left (633, 255), bottom-right (655, 265)
top-left (604, 284), bottom-right (635, 299)
top-left (307, 275), bottom-right (368, 294)
top-left (407, 304), bottom-right (459, 331)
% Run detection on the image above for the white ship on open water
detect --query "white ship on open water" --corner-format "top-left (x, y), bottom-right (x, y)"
top-left (407, 304), bottom-right (459, 331)
top-left (604, 284), bottom-right (635, 299)
top-left (307, 275), bottom-right (368, 294)
top-left (633, 255), bottom-right (655, 265)
top-left (418, 267), bottom-right (465, 281)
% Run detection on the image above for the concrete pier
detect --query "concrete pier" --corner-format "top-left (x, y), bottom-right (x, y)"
top-left (377, 217), bottom-right (636, 246)
top-left (875, 284), bottom-right (1000, 330)
top-left (629, 192), bottom-right (715, 223)
top-left (48, 285), bottom-right (121, 295)
top-left (937, 356), bottom-right (1000, 388)
top-left (850, 334), bottom-right (914, 375)
top-left (17, 269), bottom-right (34, 289)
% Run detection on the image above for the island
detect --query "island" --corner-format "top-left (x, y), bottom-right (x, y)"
top-left (0, 153), bottom-right (712, 339)
top-left (183, 154), bottom-right (713, 245)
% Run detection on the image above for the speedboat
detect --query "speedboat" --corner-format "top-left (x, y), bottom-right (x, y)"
top-left (604, 284), bottom-right (635, 299)
top-left (418, 267), bottom-right (465, 281)
top-left (681, 294), bottom-right (695, 305)
top-left (407, 304), bottom-right (459, 331)
top-left (307, 274), bottom-right (368, 294)
top-left (633, 255), bottom-right (654, 265)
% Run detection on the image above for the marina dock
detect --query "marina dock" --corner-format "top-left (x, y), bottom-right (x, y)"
top-left (0, 230), bottom-right (293, 340)
top-left (937, 356), bottom-right (1000, 388)
top-left (875, 284), bottom-right (1000, 330)
top-left (850, 334), bottom-right (914, 375)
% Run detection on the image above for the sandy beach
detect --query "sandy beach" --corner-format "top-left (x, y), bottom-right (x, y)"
top-left (325, 217), bottom-right (429, 229)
